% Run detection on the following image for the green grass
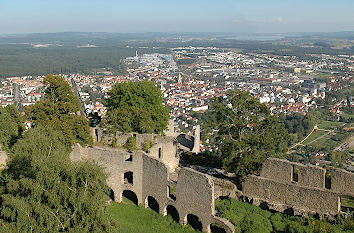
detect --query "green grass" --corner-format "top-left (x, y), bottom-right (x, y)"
top-left (106, 198), bottom-right (198, 233)
top-left (302, 129), bottom-right (328, 145)
top-left (215, 198), bottom-right (354, 233)
top-left (342, 196), bottom-right (354, 209)
top-left (317, 121), bottom-right (344, 130)
top-left (302, 120), bottom-right (352, 150)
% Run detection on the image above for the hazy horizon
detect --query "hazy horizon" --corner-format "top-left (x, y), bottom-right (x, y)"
top-left (1, 0), bottom-right (354, 34)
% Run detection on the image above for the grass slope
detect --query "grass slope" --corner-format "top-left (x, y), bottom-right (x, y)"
top-left (106, 199), bottom-right (198, 233)
top-left (215, 198), bottom-right (354, 233)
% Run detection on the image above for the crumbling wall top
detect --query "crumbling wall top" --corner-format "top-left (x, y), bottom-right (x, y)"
top-left (260, 158), bottom-right (292, 183)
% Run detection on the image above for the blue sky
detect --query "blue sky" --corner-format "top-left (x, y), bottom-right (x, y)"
top-left (0, 0), bottom-right (353, 34)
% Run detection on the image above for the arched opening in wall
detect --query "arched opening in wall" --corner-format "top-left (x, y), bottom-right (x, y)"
top-left (108, 189), bottom-right (115, 201)
top-left (186, 214), bottom-right (203, 232)
top-left (284, 207), bottom-right (295, 216)
top-left (325, 170), bottom-right (331, 189)
top-left (210, 224), bottom-right (227, 233)
top-left (259, 201), bottom-right (270, 211)
top-left (147, 196), bottom-right (160, 213)
top-left (166, 205), bottom-right (179, 223)
top-left (122, 190), bottom-right (138, 206)
top-left (291, 164), bottom-right (298, 182)
top-left (124, 171), bottom-right (133, 184)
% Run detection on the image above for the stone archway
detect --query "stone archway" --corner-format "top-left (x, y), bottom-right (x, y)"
top-left (166, 205), bottom-right (180, 223)
top-left (185, 214), bottom-right (202, 232)
top-left (210, 224), bottom-right (227, 233)
top-left (146, 196), bottom-right (160, 213)
top-left (122, 190), bottom-right (138, 205)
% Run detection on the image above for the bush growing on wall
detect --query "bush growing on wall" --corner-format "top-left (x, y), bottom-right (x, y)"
top-left (142, 140), bottom-right (154, 152)
top-left (124, 136), bottom-right (137, 152)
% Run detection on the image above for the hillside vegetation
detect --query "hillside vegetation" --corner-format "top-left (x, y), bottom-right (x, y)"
top-left (215, 198), bottom-right (354, 233)
top-left (107, 198), bottom-right (198, 233)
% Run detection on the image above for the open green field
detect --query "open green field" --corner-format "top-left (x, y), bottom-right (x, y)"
top-left (308, 133), bottom-right (339, 149)
top-left (302, 120), bottom-right (351, 150)
top-left (302, 129), bottom-right (328, 145)
top-left (106, 199), bottom-right (198, 233)
top-left (317, 121), bottom-right (345, 130)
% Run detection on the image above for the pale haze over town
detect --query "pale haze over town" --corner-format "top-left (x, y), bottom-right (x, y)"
top-left (0, 0), bottom-right (354, 34)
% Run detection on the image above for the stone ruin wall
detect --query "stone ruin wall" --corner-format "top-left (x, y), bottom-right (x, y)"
top-left (94, 129), bottom-right (179, 173)
top-left (71, 136), bottom-right (354, 231)
top-left (331, 168), bottom-right (354, 195)
top-left (242, 158), bottom-right (354, 218)
top-left (70, 144), bottom-right (235, 233)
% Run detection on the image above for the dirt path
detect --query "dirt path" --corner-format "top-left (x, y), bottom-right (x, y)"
top-left (289, 125), bottom-right (317, 150)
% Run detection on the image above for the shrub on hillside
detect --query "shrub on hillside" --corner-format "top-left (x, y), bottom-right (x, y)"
top-left (215, 198), bottom-right (353, 233)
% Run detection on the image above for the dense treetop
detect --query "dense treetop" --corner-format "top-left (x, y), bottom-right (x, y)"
top-left (103, 80), bottom-right (169, 134)
top-left (0, 105), bottom-right (23, 151)
top-left (202, 90), bottom-right (289, 177)
top-left (26, 75), bottom-right (92, 146)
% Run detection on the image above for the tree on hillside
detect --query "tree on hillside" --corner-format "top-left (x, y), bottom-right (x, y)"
top-left (0, 126), bottom-right (113, 232)
top-left (103, 80), bottom-right (169, 134)
top-left (0, 105), bottom-right (24, 151)
top-left (0, 83), bottom-right (112, 232)
top-left (202, 90), bottom-right (289, 177)
top-left (26, 75), bottom-right (92, 146)
top-left (279, 112), bottom-right (317, 145)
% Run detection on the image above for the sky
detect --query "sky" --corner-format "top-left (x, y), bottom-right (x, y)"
top-left (0, 0), bottom-right (354, 34)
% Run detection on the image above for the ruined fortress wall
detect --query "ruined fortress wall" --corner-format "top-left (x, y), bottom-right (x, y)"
top-left (331, 168), bottom-right (354, 195)
top-left (212, 177), bottom-right (239, 199)
top-left (136, 134), bottom-right (155, 148)
top-left (249, 157), bottom-right (354, 216)
top-left (141, 153), bottom-right (233, 232)
top-left (149, 142), bottom-right (178, 172)
top-left (70, 144), bottom-right (144, 203)
top-left (175, 168), bottom-right (215, 225)
top-left (260, 158), bottom-right (292, 183)
top-left (142, 153), bottom-right (169, 213)
top-left (296, 163), bottom-right (325, 189)
top-left (261, 158), bottom-right (326, 189)
top-left (70, 144), bottom-right (234, 233)
top-left (243, 175), bottom-right (340, 216)
top-left (115, 132), bottom-right (133, 147)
